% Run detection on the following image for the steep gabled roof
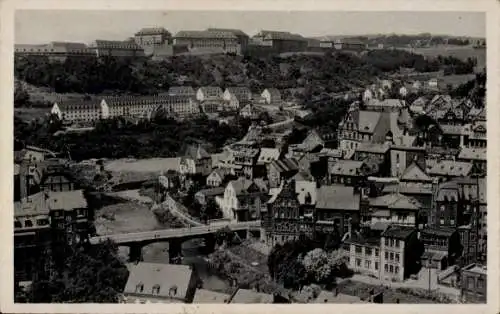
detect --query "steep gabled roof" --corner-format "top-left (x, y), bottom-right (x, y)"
top-left (181, 144), bottom-right (210, 160)
top-left (401, 162), bottom-right (432, 182)
top-left (316, 185), bottom-right (360, 211)
top-left (370, 193), bottom-right (421, 210)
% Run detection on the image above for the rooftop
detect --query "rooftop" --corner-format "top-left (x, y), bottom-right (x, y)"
top-left (329, 160), bottom-right (365, 176)
top-left (229, 289), bottom-right (274, 303)
top-left (382, 225), bottom-right (416, 240)
top-left (175, 30), bottom-right (238, 40)
top-left (47, 190), bottom-right (87, 211)
top-left (124, 262), bottom-right (194, 300)
top-left (316, 185), bottom-right (360, 211)
top-left (420, 227), bottom-right (456, 237)
top-left (462, 263), bottom-right (487, 276)
top-left (370, 193), bottom-right (421, 210)
top-left (313, 290), bottom-right (364, 304)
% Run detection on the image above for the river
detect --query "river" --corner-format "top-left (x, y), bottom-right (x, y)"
top-left (140, 239), bottom-right (231, 293)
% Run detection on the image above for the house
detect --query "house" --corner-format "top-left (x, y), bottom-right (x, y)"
top-left (315, 185), bottom-right (361, 235)
top-left (460, 263), bottom-right (487, 303)
top-left (194, 187), bottom-right (225, 206)
top-left (239, 103), bottom-right (261, 119)
top-left (219, 178), bottom-right (268, 222)
top-left (457, 147), bottom-right (487, 174)
top-left (122, 263), bottom-right (197, 303)
top-left (267, 158), bottom-right (300, 188)
top-left (230, 146), bottom-right (261, 179)
top-left (467, 120), bottom-right (487, 148)
top-left (178, 144), bottom-right (212, 176)
top-left (263, 180), bottom-right (312, 245)
top-left (293, 171), bottom-right (317, 206)
top-left (261, 88), bottom-right (282, 105)
top-left (44, 189), bottom-right (92, 245)
top-left (328, 160), bottom-right (373, 187)
top-left (344, 227), bottom-right (384, 278)
top-left (354, 143), bottom-right (391, 176)
top-left (206, 168), bottom-right (231, 187)
top-left (368, 193), bottom-right (421, 226)
top-left (228, 288), bottom-right (274, 303)
top-left (380, 225), bottom-right (421, 282)
top-left (419, 227), bottom-right (462, 269)
top-left (134, 27), bottom-right (172, 48)
top-left (388, 142), bottom-right (426, 178)
top-left (252, 30), bottom-right (308, 52)
top-left (426, 160), bottom-right (472, 182)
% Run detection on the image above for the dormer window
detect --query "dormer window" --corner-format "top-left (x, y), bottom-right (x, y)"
top-left (135, 283), bottom-right (144, 293)
top-left (152, 284), bottom-right (161, 295)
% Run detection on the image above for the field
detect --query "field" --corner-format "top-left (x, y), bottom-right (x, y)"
top-left (399, 46), bottom-right (486, 69)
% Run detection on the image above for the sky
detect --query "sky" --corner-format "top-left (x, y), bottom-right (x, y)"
top-left (15, 10), bottom-right (485, 44)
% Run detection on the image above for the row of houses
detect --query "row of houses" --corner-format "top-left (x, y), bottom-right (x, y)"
top-left (50, 87), bottom-right (283, 125)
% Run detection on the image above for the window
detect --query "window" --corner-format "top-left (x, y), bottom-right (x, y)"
top-left (24, 220), bottom-right (33, 227)
top-left (375, 262), bottom-right (379, 270)
top-left (450, 219), bottom-right (455, 225)
top-left (390, 252), bottom-right (394, 261)
top-left (395, 240), bottom-right (400, 248)
top-left (467, 277), bottom-right (475, 290)
top-left (365, 248), bottom-right (372, 255)
top-left (477, 278), bottom-right (485, 290)
top-left (440, 205), bottom-right (446, 211)
top-left (384, 264), bottom-right (388, 272)
top-left (395, 253), bottom-right (400, 262)
top-left (14, 221), bottom-right (22, 228)
top-left (440, 218), bottom-right (445, 225)
top-left (365, 260), bottom-right (371, 269)
top-left (385, 252), bottom-right (389, 260)
top-left (356, 258), bottom-right (361, 267)
top-left (389, 265), bottom-right (394, 273)
top-left (375, 249), bottom-right (379, 257)
top-left (390, 239), bottom-right (395, 247)
top-left (395, 266), bottom-right (399, 274)
top-left (385, 238), bottom-right (389, 246)
top-left (152, 284), bottom-right (161, 295)
top-left (355, 246), bottom-right (362, 254)
top-left (135, 283), bottom-right (144, 293)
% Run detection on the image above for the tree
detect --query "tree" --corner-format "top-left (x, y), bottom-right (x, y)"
top-left (302, 248), bottom-right (332, 282)
top-left (27, 240), bottom-right (129, 303)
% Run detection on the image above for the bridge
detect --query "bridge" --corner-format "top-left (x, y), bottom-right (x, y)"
top-left (90, 220), bottom-right (261, 245)
top-left (90, 220), bottom-right (262, 263)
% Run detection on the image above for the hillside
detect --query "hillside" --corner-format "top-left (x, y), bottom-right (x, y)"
top-left (14, 49), bottom-right (476, 105)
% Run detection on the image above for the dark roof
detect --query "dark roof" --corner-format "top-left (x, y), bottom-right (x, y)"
top-left (103, 95), bottom-right (193, 107)
top-left (54, 100), bottom-right (101, 111)
top-left (316, 185), bottom-right (360, 211)
top-left (270, 158), bottom-right (299, 173)
top-left (135, 27), bottom-right (171, 36)
top-left (91, 40), bottom-right (143, 50)
top-left (206, 28), bottom-right (248, 37)
top-left (195, 187), bottom-right (226, 197)
top-left (420, 227), bottom-right (456, 237)
top-left (255, 30), bottom-right (306, 41)
top-left (382, 226), bottom-right (416, 240)
top-left (175, 30), bottom-right (238, 39)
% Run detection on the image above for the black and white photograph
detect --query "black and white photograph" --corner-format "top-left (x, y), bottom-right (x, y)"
top-left (3, 1), bottom-right (497, 311)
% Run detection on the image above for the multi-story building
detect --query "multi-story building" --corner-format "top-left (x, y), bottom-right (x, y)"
top-left (419, 227), bottom-right (462, 269)
top-left (457, 147), bottom-right (487, 175)
top-left (264, 180), bottom-right (313, 245)
top-left (368, 193), bottom-right (421, 227)
top-left (252, 30), bottom-right (308, 52)
top-left (14, 42), bottom-right (94, 61)
top-left (260, 88), bottom-right (282, 106)
top-left (102, 95), bottom-right (199, 120)
top-left (14, 189), bottom-right (93, 281)
top-left (460, 264), bottom-right (487, 303)
top-left (218, 178), bottom-right (268, 222)
top-left (88, 40), bottom-right (145, 58)
top-left (51, 99), bottom-right (103, 125)
top-left (315, 185), bottom-right (361, 235)
top-left (178, 144), bottom-right (212, 177)
top-left (173, 30), bottom-right (242, 54)
top-left (345, 225), bottom-right (422, 282)
top-left (196, 87), bottom-right (224, 102)
top-left (223, 87), bottom-right (252, 109)
top-left (328, 160), bottom-right (373, 188)
top-left (319, 37), bottom-right (366, 50)
top-left (134, 27), bottom-right (172, 48)
top-left (206, 28), bottom-right (250, 53)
